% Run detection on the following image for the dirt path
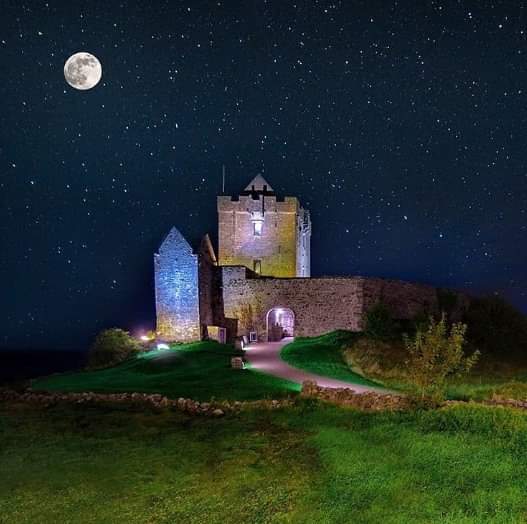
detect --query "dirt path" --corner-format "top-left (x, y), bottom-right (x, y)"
top-left (244, 338), bottom-right (388, 394)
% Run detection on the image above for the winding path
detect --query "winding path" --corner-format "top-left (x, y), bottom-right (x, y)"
top-left (245, 338), bottom-right (389, 394)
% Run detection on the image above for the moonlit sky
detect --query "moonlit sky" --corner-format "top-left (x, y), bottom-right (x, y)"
top-left (1, 1), bottom-right (526, 350)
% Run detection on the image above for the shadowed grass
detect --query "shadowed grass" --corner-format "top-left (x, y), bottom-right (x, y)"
top-left (2, 402), bottom-right (527, 522)
top-left (32, 341), bottom-right (300, 401)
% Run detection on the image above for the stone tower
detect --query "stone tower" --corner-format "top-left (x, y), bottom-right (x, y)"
top-left (154, 227), bottom-right (200, 341)
top-left (217, 175), bottom-right (311, 277)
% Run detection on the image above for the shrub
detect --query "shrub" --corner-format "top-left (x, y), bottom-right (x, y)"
top-left (364, 302), bottom-right (397, 340)
top-left (464, 295), bottom-right (527, 359)
top-left (405, 315), bottom-right (479, 401)
top-left (87, 328), bottom-right (140, 369)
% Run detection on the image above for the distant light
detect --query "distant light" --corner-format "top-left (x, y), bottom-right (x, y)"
top-left (140, 335), bottom-right (150, 341)
top-left (157, 343), bottom-right (170, 350)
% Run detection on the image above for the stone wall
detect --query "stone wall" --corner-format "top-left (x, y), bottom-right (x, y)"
top-left (221, 267), bottom-right (364, 337)
top-left (0, 389), bottom-right (295, 416)
top-left (198, 235), bottom-right (217, 328)
top-left (301, 381), bottom-right (410, 410)
top-left (221, 267), bottom-right (441, 339)
top-left (154, 227), bottom-right (200, 341)
top-left (217, 194), bottom-right (308, 278)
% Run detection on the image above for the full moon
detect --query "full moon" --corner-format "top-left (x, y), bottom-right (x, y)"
top-left (64, 52), bottom-right (102, 90)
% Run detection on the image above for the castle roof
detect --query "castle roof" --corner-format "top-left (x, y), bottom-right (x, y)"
top-left (244, 175), bottom-right (274, 193)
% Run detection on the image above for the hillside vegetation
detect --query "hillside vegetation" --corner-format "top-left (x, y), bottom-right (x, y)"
top-left (33, 341), bottom-right (299, 401)
top-left (281, 296), bottom-right (527, 401)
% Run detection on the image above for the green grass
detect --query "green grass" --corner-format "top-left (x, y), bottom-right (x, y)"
top-left (303, 331), bottom-right (527, 402)
top-left (280, 331), bottom-right (384, 388)
top-left (32, 341), bottom-right (300, 401)
top-left (2, 401), bottom-right (527, 523)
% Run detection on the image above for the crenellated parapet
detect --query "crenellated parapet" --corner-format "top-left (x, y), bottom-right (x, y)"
top-left (217, 176), bottom-right (310, 277)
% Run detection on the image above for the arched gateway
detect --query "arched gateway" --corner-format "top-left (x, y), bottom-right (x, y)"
top-left (266, 307), bottom-right (295, 342)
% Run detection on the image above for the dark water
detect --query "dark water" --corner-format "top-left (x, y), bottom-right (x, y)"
top-left (0, 350), bottom-right (86, 384)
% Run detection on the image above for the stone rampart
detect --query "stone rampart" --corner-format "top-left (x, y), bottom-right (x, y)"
top-left (221, 267), bottom-right (441, 338)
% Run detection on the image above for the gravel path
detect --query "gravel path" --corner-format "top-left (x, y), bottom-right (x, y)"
top-left (244, 338), bottom-right (388, 394)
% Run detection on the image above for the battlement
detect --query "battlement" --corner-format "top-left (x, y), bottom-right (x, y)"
top-left (217, 176), bottom-right (310, 278)
top-left (217, 195), bottom-right (299, 213)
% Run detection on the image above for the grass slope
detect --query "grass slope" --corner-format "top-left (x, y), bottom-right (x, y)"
top-left (2, 402), bottom-right (527, 523)
top-left (32, 341), bottom-right (300, 401)
top-left (280, 331), bottom-right (383, 388)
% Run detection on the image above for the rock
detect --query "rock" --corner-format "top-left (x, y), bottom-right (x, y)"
top-left (231, 357), bottom-right (244, 369)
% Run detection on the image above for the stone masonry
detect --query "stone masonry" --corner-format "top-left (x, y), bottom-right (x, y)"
top-left (220, 266), bottom-right (438, 338)
top-left (217, 175), bottom-right (311, 278)
top-left (154, 176), bottom-right (456, 342)
top-left (154, 227), bottom-right (200, 341)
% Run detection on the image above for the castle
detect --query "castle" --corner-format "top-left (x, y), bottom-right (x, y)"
top-left (154, 175), bottom-right (441, 343)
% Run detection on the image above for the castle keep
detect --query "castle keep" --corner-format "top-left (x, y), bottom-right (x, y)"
top-left (155, 176), bottom-right (440, 342)
top-left (217, 175), bottom-right (311, 277)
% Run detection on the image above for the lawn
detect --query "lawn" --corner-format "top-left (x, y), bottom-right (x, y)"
top-left (280, 331), bottom-right (383, 388)
top-left (32, 341), bottom-right (300, 401)
top-left (281, 331), bottom-right (527, 402)
top-left (2, 401), bottom-right (527, 523)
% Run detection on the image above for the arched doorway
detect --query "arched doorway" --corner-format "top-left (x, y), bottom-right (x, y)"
top-left (266, 307), bottom-right (295, 341)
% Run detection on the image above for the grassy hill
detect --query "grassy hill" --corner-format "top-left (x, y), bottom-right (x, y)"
top-left (280, 331), bottom-right (382, 387)
top-left (32, 341), bottom-right (300, 401)
top-left (281, 330), bottom-right (527, 401)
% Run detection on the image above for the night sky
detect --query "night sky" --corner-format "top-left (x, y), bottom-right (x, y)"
top-left (1, 1), bottom-right (526, 351)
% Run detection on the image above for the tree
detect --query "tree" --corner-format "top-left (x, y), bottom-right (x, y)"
top-left (364, 302), bottom-right (396, 340)
top-left (464, 295), bottom-right (527, 359)
top-left (87, 328), bottom-right (141, 369)
top-left (404, 314), bottom-right (479, 400)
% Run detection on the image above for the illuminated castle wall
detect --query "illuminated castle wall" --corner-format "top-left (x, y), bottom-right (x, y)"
top-left (154, 176), bottom-right (453, 342)
top-left (154, 227), bottom-right (201, 341)
top-left (217, 175), bottom-right (311, 277)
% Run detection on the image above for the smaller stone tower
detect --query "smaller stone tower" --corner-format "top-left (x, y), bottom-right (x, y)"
top-left (217, 175), bottom-right (311, 278)
top-left (154, 227), bottom-right (200, 341)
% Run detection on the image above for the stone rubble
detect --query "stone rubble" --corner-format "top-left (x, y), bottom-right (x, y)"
top-left (0, 389), bottom-right (294, 416)
top-left (3, 384), bottom-right (526, 415)
top-left (300, 380), bottom-right (412, 411)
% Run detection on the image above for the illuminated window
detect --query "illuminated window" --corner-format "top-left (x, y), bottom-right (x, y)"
top-left (253, 220), bottom-right (263, 236)
top-left (253, 260), bottom-right (262, 274)
top-left (251, 211), bottom-right (264, 236)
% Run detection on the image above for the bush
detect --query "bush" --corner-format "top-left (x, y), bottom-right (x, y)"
top-left (464, 295), bottom-right (527, 359)
top-left (364, 302), bottom-right (397, 340)
top-left (405, 315), bottom-right (479, 401)
top-left (87, 328), bottom-right (140, 369)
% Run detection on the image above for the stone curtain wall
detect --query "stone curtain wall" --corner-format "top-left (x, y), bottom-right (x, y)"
top-left (154, 227), bottom-right (200, 341)
top-left (221, 267), bottom-right (441, 339)
top-left (217, 195), bottom-right (302, 278)
top-left (197, 236), bottom-right (216, 328)
top-left (221, 267), bottom-right (364, 337)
